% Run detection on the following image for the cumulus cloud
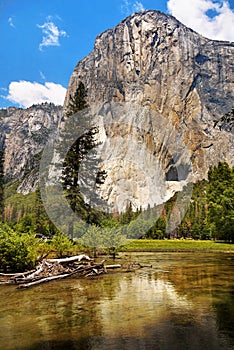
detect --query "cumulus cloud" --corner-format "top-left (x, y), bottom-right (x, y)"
top-left (167, 0), bottom-right (234, 41)
top-left (6, 81), bottom-right (67, 108)
top-left (121, 0), bottom-right (145, 16)
top-left (37, 20), bottom-right (67, 51)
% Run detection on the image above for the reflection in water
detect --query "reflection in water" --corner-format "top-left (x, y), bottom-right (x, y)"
top-left (0, 253), bottom-right (233, 350)
top-left (98, 277), bottom-right (193, 336)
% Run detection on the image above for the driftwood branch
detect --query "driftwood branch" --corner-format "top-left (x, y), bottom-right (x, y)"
top-left (17, 273), bottom-right (71, 289)
top-left (1, 255), bottom-right (122, 289)
top-left (0, 256), bottom-right (152, 289)
top-left (0, 269), bottom-right (36, 277)
top-left (105, 264), bottom-right (122, 269)
top-left (46, 254), bottom-right (91, 263)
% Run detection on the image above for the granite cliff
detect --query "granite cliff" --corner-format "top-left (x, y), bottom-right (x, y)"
top-left (63, 10), bottom-right (233, 211)
top-left (1, 10), bottom-right (234, 212)
top-left (0, 103), bottom-right (62, 194)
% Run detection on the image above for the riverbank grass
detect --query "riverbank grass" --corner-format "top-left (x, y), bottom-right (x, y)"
top-left (122, 239), bottom-right (234, 252)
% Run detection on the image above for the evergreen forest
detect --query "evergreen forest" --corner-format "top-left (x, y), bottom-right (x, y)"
top-left (0, 84), bottom-right (233, 271)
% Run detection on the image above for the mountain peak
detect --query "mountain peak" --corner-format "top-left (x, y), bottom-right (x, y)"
top-left (2, 12), bottom-right (233, 212)
top-left (63, 13), bottom-right (233, 211)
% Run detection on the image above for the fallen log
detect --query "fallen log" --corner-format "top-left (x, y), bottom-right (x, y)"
top-left (14, 275), bottom-right (45, 285)
top-left (19, 264), bottom-right (44, 280)
top-left (17, 260), bottom-right (106, 289)
top-left (0, 269), bottom-right (36, 278)
top-left (17, 273), bottom-right (70, 289)
top-left (1, 255), bottom-right (144, 289)
top-left (46, 254), bottom-right (91, 264)
top-left (17, 265), bottom-right (90, 289)
top-left (105, 264), bottom-right (122, 269)
top-left (0, 280), bottom-right (15, 285)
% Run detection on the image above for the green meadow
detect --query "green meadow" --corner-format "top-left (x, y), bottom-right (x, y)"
top-left (122, 239), bottom-right (234, 252)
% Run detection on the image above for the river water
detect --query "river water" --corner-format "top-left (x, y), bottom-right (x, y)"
top-left (0, 252), bottom-right (233, 350)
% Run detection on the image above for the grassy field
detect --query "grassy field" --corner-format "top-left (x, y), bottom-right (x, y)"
top-left (122, 239), bottom-right (234, 252)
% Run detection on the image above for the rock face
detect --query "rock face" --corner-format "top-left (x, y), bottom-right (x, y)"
top-left (64, 10), bottom-right (234, 211)
top-left (1, 11), bottom-right (233, 212)
top-left (0, 103), bottom-right (62, 194)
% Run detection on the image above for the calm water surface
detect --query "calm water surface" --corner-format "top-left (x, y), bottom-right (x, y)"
top-left (0, 252), bottom-right (233, 350)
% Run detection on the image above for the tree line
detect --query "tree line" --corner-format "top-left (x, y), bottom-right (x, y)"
top-left (0, 83), bottom-right (233, 271)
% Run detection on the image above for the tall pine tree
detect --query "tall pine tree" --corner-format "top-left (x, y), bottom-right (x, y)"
top-left (66, 82), bottom-right (89, 117)
top-left (207, 162), bottom-right (234, 242)
top-left (61, 82), bottom-right (106, 235)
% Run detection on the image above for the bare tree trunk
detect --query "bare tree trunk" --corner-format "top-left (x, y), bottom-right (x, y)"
top-left (46, 254), bottom-right (91, 263)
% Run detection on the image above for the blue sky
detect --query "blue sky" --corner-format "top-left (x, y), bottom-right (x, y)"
top-left (0, 0), bottom-right (234, 108)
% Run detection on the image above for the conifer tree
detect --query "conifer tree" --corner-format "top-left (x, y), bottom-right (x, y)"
top-left (60, 82), bottom-right (106, 235)
top-left (207, 162), bottom-right (234, 242)
top-left (66, 82), bottom-right (89, 116)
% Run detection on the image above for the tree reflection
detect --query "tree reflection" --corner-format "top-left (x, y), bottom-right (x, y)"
top-left (213, 291), bottom-right (234, 342)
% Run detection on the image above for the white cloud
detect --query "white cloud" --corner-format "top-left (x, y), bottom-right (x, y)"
top-left (8, 17), bottom-right (15, 28)
top-left (6, 81), bottom-right (67, 108)
top-left (133, 1), bottom-right (145, 12)
top-left (121, 0), bottom-right (145, 16)
top-left (167, 0), bottom-right (234, 41)
top-left (46, 14), bottom-right (62, 22)
top-left (37, 20), bottom-right (67, 51)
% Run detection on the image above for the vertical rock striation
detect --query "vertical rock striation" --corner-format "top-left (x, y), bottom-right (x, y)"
top-left (0, 103), bottom-right (62, 194)
top-left (64, 10), bottom-right (234, 211)
top-left (1, 11), bottom-right (233, 212)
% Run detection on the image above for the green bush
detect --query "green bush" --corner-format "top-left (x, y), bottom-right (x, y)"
top-left (0, 224), bottom-right (38, 272)
top-left (50, 233), bottom-right (74, 257)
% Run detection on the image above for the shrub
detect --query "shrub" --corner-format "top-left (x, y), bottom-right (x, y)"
top-left (0, 224), bottom-right (38, 271)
